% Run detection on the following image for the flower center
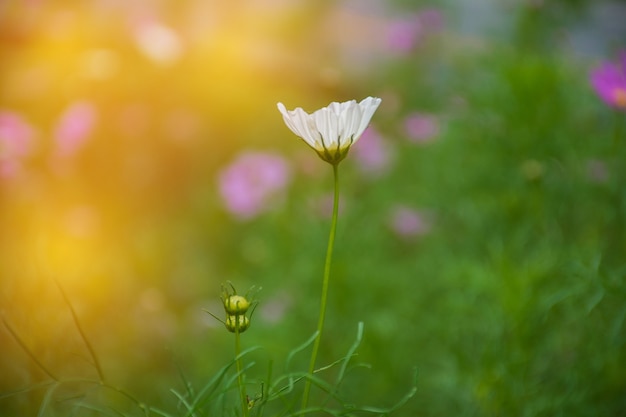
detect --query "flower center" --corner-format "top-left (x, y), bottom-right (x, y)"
top-left (613, 87), bottom-right (626, 109)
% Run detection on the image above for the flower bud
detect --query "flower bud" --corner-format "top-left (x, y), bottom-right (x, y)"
top-left (225, 314), bottom-right (250, 333)
top-left (223, 295), bottom-right (250, 315)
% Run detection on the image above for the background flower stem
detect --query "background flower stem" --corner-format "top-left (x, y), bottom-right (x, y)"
top-left (301, 163), bottom-right (340, 411)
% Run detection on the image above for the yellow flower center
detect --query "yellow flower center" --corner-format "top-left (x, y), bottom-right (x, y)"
top-left (614, 87), bottom-right (626, 109)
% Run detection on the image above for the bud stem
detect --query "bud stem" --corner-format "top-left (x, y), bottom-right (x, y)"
top-left (302, 163), bottom-right (340, 410)
top-left (235, 321), bottom-right (249, 417)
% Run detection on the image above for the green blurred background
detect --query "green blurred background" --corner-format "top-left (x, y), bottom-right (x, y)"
top-left (1, 0), bottom-right (625, 415)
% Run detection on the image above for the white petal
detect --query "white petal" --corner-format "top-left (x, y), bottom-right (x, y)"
top-left (339, 101), bottom-right (363, 145)
top-left (353, 97), bottom-right (382, 140)
top-left (278, 97), bottom-right (381, 164)
top-left (329, 100), bottom-right (355, 116)
top-left (314, 107), bottom-right (339, 150)
top-left (277, 103), bottom-right (318, 148)
top-left (291, 108), bottom-right (320, 147)
top-left (327, 101), bottom-right (342, 115)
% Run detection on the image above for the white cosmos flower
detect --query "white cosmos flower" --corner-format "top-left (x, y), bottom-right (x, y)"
top-left (277, 97), bottom-right (382, 165)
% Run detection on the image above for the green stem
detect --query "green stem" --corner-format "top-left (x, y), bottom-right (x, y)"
top-left (2, 316), bottom-right (59, 382)
top-left (301, 163), bottom-right (340, 410)
top-left (235, 324), bottom-right (249, 417)
top-left (53, 278), bottom-right (104, 382)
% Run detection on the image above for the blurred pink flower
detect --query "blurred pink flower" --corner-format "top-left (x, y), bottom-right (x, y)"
top-left (386, 9), bottom-right (444, 54)
top-left (590, 51), bottom-right (626, 110)
top-left (219, 151), bottom-right (291, 220)
top-left (387, 16), bottom-right (421, 54)
top-left (352, 127), bottom-right (393, 177)
top-left (404, 112), bottom-right (440, 143)
top-left (389, 205), bottom-right (431, 238)
top-left (54, 101), bottom-right (97, 157)
top-left (0, 111), bottom-right (35, 178)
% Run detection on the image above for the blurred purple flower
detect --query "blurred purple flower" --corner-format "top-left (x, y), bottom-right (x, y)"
top-left (54, 101), bottom-right (97, 157)
top-left (590, 51), bottom-right (626, 110)
top-left (389, 205), bottom-right (431, 238)
top-left (386, 9), bottom-right (444, 55)
top-left (218, 151), bottom-right (291, 220)
top-left (404, 112), bottom-right (440, 143)
top-left (386, 16), bottom-right (421, 54)
top-left (0, 111), bottom-right (35, 178)
top-left (352, 127), bottom-right (393, 177)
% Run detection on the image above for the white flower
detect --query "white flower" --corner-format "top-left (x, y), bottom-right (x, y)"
top-left (277, 97), bottom-right (382, 165)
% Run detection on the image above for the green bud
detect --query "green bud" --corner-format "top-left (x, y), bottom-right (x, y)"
top-left (225, 314), bottom-right (250, 333)
top-left (223, 295), bottom-right (250, 315)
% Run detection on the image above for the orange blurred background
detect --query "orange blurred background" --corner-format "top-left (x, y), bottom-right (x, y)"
top-left (0, 0), bottom-right (405, 409)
